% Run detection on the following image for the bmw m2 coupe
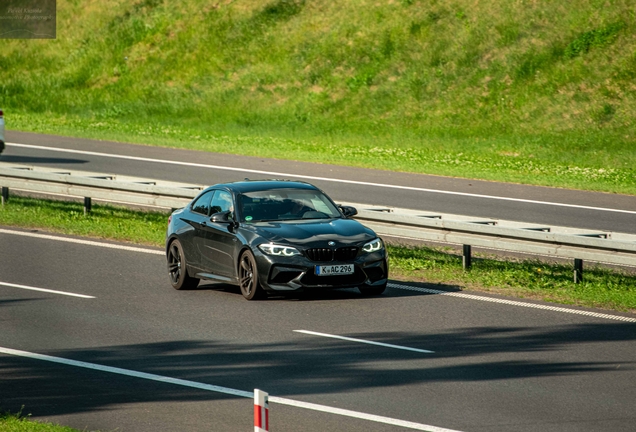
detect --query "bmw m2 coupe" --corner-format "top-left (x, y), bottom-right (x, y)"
top-left (166, 180), bottom-right (388, 300)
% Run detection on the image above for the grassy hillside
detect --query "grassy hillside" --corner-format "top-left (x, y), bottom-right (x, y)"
top-left (1, 0), bottom-right (636, 193)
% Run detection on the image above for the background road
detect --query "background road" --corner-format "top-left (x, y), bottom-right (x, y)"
top-left (1, 228), bottom-right (635, 432)
top-left (3, 131), bottom-right (636, 234)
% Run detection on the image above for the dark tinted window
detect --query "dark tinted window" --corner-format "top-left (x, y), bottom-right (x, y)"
top-left (191, 191), bottom-right (214, 215)
top-left (238, 189), bottom-right (340, 222)
top-left (210, 190), bottom-right (233, 215)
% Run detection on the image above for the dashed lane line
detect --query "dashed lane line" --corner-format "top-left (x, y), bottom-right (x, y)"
top-left (0, 281), bottom-right (95, 299)
top-left (294, 330), bottom-right (435, 353)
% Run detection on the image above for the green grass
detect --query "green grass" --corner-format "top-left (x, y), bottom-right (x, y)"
top-left (389, 245), bottom-right (636, 313)
top-left (2, 0), bottom-right (636, 194)
top-left (1, 196), bottom-right (635, 313)
top-left (0, 411), bottom-right (85, 432)
top-left (0, 196), bottom-right (165, 246)
top-left (10, 112), bottom-right (636, 195)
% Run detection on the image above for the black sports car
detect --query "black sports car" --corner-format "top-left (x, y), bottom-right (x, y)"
top-left (166, 180), bottom-right (388, 300)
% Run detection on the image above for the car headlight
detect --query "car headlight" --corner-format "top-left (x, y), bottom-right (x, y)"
top-left (258, 243), bottom-right (301, 257)
top-left (362, 238), bottom-right (384, 253)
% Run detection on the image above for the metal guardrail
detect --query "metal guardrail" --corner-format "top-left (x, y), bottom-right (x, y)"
top-left (0, 164), bottom-right (200, 210)
top-left (1, 163), bottom-right (635, 278)
top-left (350, 205), bottom-right (636, 272)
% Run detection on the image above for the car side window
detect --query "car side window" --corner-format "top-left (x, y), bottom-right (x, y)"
top-left (191, 191), bottom-right (214, 215)
top-left (210, 190), bottom-right (233, 216)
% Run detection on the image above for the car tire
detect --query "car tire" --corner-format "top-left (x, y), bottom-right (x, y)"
top-left (167, 239), bottom-right (199, 290)
top-left (239, 250), bottom-right (266, 300)
top-left (358, 283), bottom-right (387, 296)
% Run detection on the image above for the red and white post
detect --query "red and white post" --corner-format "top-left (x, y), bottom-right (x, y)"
top-left (254, 389), bottom-right (269, 432)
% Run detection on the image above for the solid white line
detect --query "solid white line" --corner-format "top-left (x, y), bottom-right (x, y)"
top-left (0, 281), bottom-right (95, 299)
top-left (269, 396), bottom-right (461, 432)
top-left (387, 283), bottom-right (636, 323)
top-left (7, 142), bottom-right (636, 215)
top-left (0, 346), bottom-right (463, 432)
top-left (0, 228), bottom-right (164, 255)
top-left (294, 330), bottom-right (434, 353)
top-left (0, 346), bottom-right (252, 397)
top-left (2, 228), bottom-right (634, 323)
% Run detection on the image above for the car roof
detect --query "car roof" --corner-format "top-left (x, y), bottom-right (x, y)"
top-left (210, 179), bottom-right (320, 194)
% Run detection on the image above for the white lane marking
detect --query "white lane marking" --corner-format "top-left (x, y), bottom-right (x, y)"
top-left (387, 283), bottom-right (636, 323)
top-left (0, 281), bottom-right (95, 299)
top-left (8, 142), bottom-right (636, 215)
top-left (0, 346), bottom-right (463, 432)
top-left (2, 228), bottom-right (634, 323)
top-left (0, 228), bottom-right (164, 255)
top-left (294, 330), bottom-right (434, 353)
top-left (267, 396), bottom-right (461, 432)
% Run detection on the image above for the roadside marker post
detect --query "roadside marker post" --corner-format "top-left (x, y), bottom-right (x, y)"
top-left (574, 258), bottom-right (583, 283)
top-left (462, 244), bottom-right (472, 270)
top-left (84, 196), bottom-right (92, 215)
top-left (254, 389), bottom-right (269, 432)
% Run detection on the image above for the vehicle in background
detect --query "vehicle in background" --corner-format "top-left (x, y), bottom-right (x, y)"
top-left (165, 180), bottom-right (388, 300)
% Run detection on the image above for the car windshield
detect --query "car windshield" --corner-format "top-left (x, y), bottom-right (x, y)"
top-left (238, 188), bottom-right (341, 222)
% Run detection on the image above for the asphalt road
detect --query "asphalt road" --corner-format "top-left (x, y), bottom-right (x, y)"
top-left (3, 131), bottom-right (636, 233)
top-left (1, 228), bottom-right (635, 432)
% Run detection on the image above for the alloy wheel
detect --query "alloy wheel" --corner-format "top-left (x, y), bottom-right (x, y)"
top-left (168, 243), bottom-right (181, 285)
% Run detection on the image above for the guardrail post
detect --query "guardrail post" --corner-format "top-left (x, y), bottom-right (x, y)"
top-left (574, 259), bottom-right (583, 284)
top-left (254, 389), bottom-right (269, 432)
top-left (463, 244), bottom-right (472, 270)
top-left (84, 197), bottom-right (92, 215)
top-left (1, 187), bottom-right (7, 206)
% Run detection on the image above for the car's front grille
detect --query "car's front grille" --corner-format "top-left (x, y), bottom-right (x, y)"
top-left (305, 248), bottom-right (334, 262)
top-left (335, 247), bottom-right (358, 261)
top-left (305, 247), bottom-right (359, 262)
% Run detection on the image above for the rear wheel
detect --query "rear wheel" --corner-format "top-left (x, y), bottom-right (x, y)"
top-left (239, 250), bottom-right (266, 300)
top-left (167, 239), bottom-right (199, 290)
top-left (358, 283), bottom-right (387, 296)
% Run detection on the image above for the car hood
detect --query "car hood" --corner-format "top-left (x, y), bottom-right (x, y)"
top-left (242, 218), bottom-right (376, 247)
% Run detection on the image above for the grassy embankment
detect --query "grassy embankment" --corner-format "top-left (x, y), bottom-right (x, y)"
top-left (1, 0), bottom-right (636, 194)
top-left (1, 196), bottom-right (635, 313)
top-left (0, 411), bottom-right (83, 432)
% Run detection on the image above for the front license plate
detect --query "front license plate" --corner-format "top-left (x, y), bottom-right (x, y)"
top-left (315, 264), bottom-right (354, 276)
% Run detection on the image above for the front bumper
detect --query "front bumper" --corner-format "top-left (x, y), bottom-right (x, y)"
top-left (253, 249), bottom-right (388, 293)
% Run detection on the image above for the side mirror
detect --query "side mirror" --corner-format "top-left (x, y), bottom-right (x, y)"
top-left (339, 205), bottom-right (358, 218)
top-left (211, 210), bottom-right (233, 223)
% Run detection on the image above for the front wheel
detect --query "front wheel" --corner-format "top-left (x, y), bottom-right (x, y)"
top-left (358, 283), bottom-right (387, 296)
top-left (238, 250), bottom-right (266, 300)
top-left (167, 239), bottom-right (199, 290)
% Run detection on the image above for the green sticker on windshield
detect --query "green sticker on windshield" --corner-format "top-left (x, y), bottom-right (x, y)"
top-left (245, 216), bottom-right (253, 221)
